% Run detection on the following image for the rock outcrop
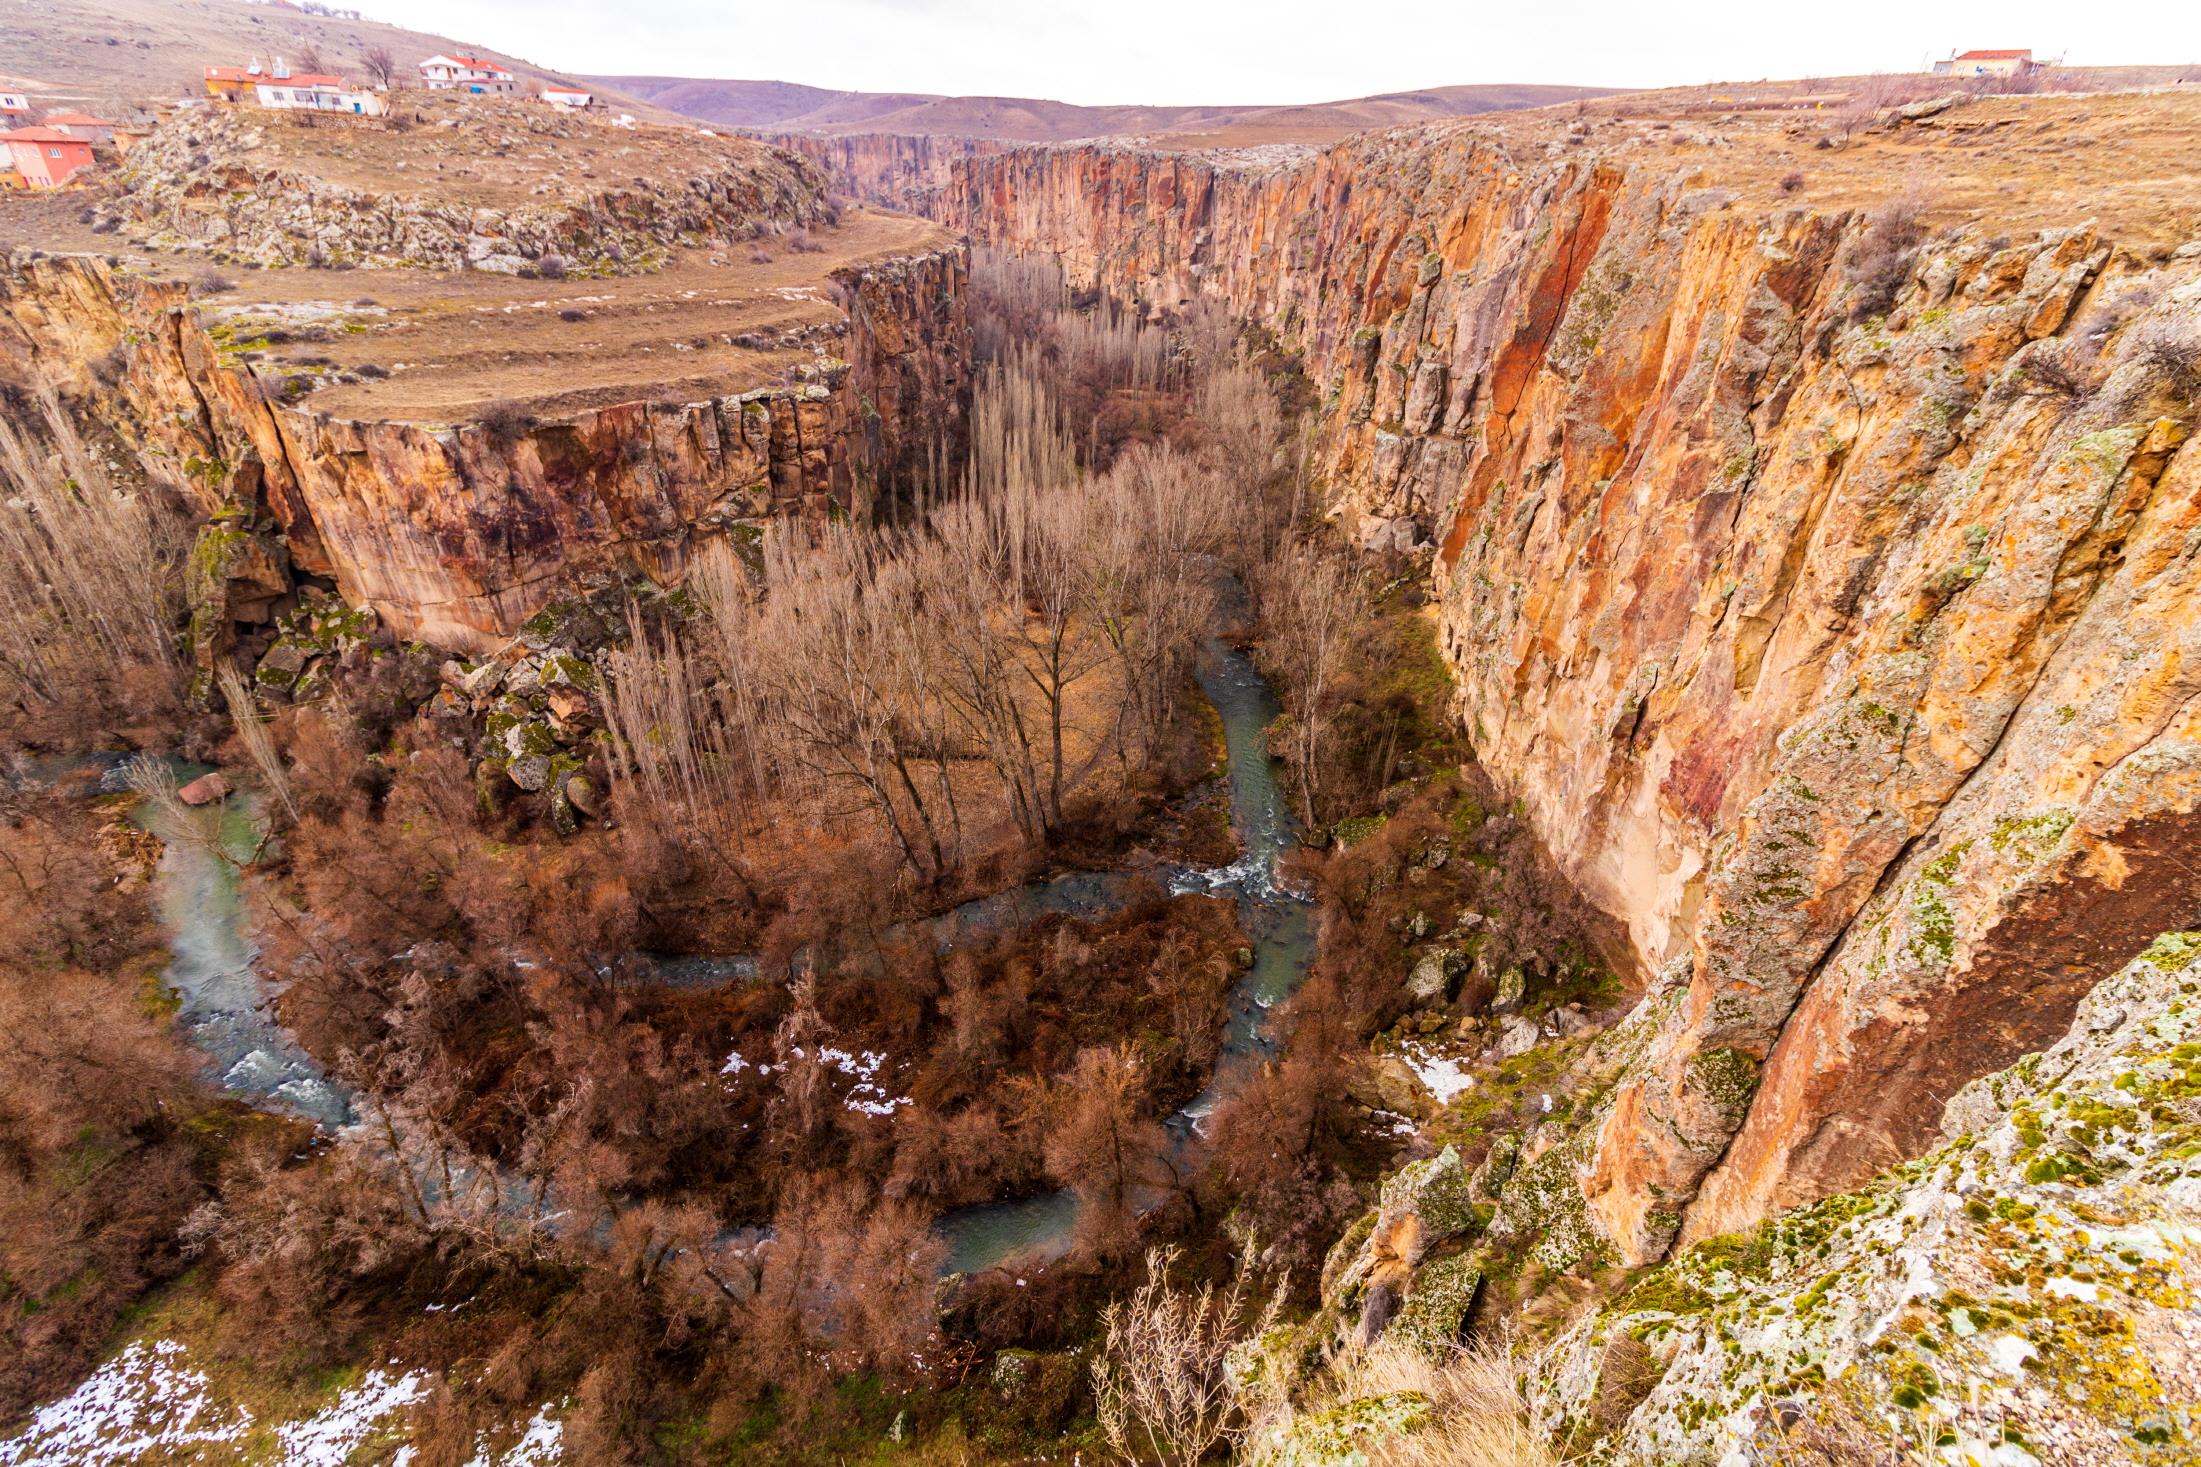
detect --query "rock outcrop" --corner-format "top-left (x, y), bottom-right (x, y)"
top-left (0, 245), bottom-right (968, 650)
top-left (910, 121), bottom-right (2201, 1266)
top-left (102, 106), bottom-right (831, 274)
top-left (1533, 931), bottom-right (2201, 1464)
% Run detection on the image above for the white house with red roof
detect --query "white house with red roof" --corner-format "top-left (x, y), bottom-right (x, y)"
top-left (540, 87), bottom-right (593, 109)
top-left (1932, 48), bottom-right (2037, 77)
top-left (419, 54), bottom-right (518, 94)
top-left (205, 60), bottom-right (381, 113)
top-left (0, 93), bottom-right (30, 121)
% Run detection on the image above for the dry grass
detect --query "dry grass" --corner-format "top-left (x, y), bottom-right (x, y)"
top-left (1252, 1339), bottom-right (1558, 1467)
top-left (161, 208), bottom-right (947, 423)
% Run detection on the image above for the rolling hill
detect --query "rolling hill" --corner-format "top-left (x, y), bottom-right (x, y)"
top-left (0, 0), bottom-right (667, 120)
top-left (591, 75), bottom-right (1622, 144)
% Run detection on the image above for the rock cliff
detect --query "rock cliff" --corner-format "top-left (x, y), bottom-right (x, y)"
top-left (761, 132), bottom-right (1005, 216)
top-left (909, 103), bottom-right (2201, 1266)
top-left (0, 245), bottom-right (967, 649)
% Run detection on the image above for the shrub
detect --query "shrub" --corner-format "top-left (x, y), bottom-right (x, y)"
top-left (559, 308), bottom-right (587, 323)
top-left (537, 254), bottom-right (568, 280)
top-left (477, 398), bottom-right (536, 439)
top-left (1843, 194), bottom-right (1927, 321)
top-left (1779, 170), bottom-right (1805, 193)
top-left (748, 245), bottom-right (774, 265)
top-left (194, 269), bottom-right (236, 294)
top-left (787, 227), bottom-right (824, 254)
top-left (355, 362), bottom-right (389, 379)
top-left (2133, 319), bottom-right (2201, 394)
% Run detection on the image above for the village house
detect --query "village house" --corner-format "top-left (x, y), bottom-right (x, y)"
top-left (204, 62), bottom-right (383, 114)
top-left (419, 54), bottom-right (517, 93)
top-left (0, 93), bottom-right (30, 121)
top-left (0, 128), bottom-right (97, 188)
top-left (1932, 48), bottom-right (2036, 77)
top-left (540, 87), bottom-right (594, 108)
top-left (40, 113), bottom-right (116, 145)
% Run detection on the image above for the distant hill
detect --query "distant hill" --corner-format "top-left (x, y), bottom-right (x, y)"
top-left (592, 76), bottom-right (1623, 145)
top-left (0, 0), bottom-right (667, 121)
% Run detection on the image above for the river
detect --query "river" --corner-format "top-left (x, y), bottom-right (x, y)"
top-left (50, 640), bottom-right (1313, 1276)
top-left (936, 640), bottom-right (1317, 1274)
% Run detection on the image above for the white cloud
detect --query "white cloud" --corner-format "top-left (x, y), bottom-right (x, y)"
top-left (357, 0), bottom-right (2199, 104)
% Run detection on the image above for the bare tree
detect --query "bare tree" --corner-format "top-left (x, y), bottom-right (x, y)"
top-left (0, 394), bottom-right (184, 729)
top-left (217, 665), bottom-right (297, 826)
top-left (1044, 1043), bottom-right (1173, 1253)
top-left (1259, 540), bottom-right (1364, 827)
top-left (360, 45), bottom-right (398, 89)
top-left (1092, 1244), bottom-right (1281, 1466)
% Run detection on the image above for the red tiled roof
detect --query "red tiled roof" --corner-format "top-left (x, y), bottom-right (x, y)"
top-left (2, 128), bottom-right (93, 144)
top-left (431, 54), bottom-right (508, 71)
top-left (1953, 49), bottom-right (2031, 60)
top-left (206, 66), bottom-right (343, 86)
top-left (41, 113), bottom-right (114, 126)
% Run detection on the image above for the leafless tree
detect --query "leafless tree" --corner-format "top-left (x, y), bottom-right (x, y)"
top-left (217, 666), bottom-right (297, 825)
top-left (1259, 540), bottom-right (1364, 827)
top-left (360, 45), bottom-right (398, 89)
top-left (0, 395), bottom-right (184, 728)
top-left (1092, 1244), bottom-right (1281, 1466)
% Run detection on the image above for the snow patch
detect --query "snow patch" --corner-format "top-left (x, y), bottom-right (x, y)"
top-left (275, 1367), bottom-right (429, 1465)
top-left (0, 1340), bottom-right (251, 1466)
top-left (1395, 1038), bottom-right (1475, 1103)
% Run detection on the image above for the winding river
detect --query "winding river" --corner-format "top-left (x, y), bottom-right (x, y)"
top-left (58, 640), bottom-right (1313, 1276)
top-left (937, 641), bottom-right (1317, 1273)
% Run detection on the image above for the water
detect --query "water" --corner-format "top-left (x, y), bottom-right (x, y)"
top-left (935, 640), bottom-right (1319, 1275)
top-left (12, 753), bottom-right (353, 1130)
top-left (144, 799), bottom-right (354, 1130)
top-left (25, 638), bottom-right (1314, 1274)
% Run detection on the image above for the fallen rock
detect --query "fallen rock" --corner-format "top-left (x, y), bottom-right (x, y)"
top-left (178, 772), bottom-right (230, 806)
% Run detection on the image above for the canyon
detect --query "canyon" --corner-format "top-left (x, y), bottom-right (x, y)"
top-left (10, 74), bottom-right (2198, 1272)
top-left (6, 57), bottom-right (2201, 1462)
top-left (789, 88), bottom-right (2201, 1273)
top-left (0, 101), bottom-right (968, 650)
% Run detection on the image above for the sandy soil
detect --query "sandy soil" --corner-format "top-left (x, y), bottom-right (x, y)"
top-left (196, 207), bottom-right (950, 421)
top-left (1413, 82), bottom-right (2201, 253)
top-left (203, 95), bottom-right (784, 212)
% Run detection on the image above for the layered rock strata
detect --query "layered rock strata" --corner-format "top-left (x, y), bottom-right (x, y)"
top-left (0, 246), bottom-right (967, 649)
top-left (922, 125), bottom-right (2201, 1264)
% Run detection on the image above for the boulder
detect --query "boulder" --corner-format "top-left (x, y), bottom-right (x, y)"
top-left (1495, 1014), bottom-right (1543, 1059)
top-left (1405, 947), bottom-right (1464, 1004)
top-left (178, 771), bottom-right (230, 806)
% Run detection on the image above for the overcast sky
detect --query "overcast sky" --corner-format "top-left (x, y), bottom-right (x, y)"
top-left (359, 0), bottom-right (2201, 104)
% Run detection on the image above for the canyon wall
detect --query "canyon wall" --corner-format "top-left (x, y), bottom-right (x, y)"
top-left (0, 246), bottom-right (967, 650)
top-left (924, 129), bottom-right (2201, 1262)
top-left (761, 132), bottom-right (1005, 216)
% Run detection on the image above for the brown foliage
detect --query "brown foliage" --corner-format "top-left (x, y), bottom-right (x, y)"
top-left (0, 797), bottom-right (212, 1416)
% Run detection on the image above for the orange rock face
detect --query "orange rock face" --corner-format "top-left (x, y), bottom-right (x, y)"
top-left (904, 129), bottom-right (2201, 1263)
top-left (0, 247), bottom-right (968, 651)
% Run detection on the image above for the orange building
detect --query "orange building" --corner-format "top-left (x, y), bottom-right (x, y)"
top-left (0, 128), bottom-right (96, 188)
